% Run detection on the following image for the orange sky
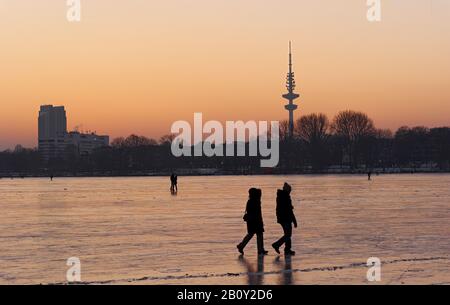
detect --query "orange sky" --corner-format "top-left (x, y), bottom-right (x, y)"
top-left (1, 0), bottom-right (449, 149)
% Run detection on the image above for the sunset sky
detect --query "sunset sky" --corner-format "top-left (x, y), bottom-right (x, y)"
top-left (1, 0), bottom-right (449, 149)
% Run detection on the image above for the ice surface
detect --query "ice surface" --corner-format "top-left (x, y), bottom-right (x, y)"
top-left (0, 174), bottom-right (449, 284)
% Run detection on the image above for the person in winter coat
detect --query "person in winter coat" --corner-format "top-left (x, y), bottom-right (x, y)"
top-left (272, 183), bottom-right (298, 255)
top-left (237, 188), bottom-right (268, 256)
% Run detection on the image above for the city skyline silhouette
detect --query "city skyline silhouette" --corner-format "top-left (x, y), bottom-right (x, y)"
top-left (1, 1), bottom-right (450, 151)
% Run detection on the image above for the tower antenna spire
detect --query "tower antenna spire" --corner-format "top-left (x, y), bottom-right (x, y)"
top-left (289, 41), bottom-right (292, 75)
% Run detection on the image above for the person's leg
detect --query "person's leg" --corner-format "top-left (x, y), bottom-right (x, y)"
top-left (272, 224), bottom-right (286, 254)
top-left (256, 233), bottom-right (267, 254)
top-left (275, 223), bottom-right (288, 246)
top-left (283, 224), bottom-right (293, 254)
top-left (273, 237), bottom-right (284, 248)
top-left (238, 233), bottom-right (254, 250)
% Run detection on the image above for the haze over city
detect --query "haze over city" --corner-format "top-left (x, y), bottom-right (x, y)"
top-left (1, 0), bottom-right (450, 150)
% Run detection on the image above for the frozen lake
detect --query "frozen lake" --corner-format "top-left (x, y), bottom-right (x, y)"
top-left (0, 174), bottom-right (449, 285)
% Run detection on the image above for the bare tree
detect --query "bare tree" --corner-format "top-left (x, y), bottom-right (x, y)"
top-left (331, 110), bottom-right (375, 141)
top-left (159, 134), bottom-right (175, 146)
top-left (295, 113), bottom-right (330, 169)
top-left (295, 113), bottom-right (330, 144)
top-left (331, 110), bottom-right (376, 168)
top-left (123, 135), bottom-right (157, 147)
top-left (279, 120), bottom-right (290, 142)
top-left (111, 137), bottom-right (126, 148)
top-left (375, 128), bottom-right (393, 139)
top-left (394, 126), bottom-right (430, 167)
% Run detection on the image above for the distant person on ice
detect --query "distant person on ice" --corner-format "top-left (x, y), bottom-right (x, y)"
top-left (272, 183), bottom-right (297, 256)
top-left (237, 188), bottom-right (268, 256)
top-left (170, 173), bottom-right (178, 193)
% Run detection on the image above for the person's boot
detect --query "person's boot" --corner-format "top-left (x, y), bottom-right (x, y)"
top-left (236, 244), bottom-right (244, 255)
top-left (258, 250), bottom-right (269, 256)
top-left (284, 250), bottom-right (296, 256)
top-left (272, 243), bottom-right (280, 254)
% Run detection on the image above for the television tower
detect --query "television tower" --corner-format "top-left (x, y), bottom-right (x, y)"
top-left (282, 41), bottom-right (299, 138)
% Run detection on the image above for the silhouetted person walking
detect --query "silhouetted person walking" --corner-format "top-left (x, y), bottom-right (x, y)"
top-left (272, 183), bottom-right (297, 256)
top-left (170, 173), bottom-right (174, 192)
top-left (237, 188), bottom-right (268, 256)
top-left (368, 171), bottom-right (372, 181)
top-left (170, 173), bottom-right (178, 193)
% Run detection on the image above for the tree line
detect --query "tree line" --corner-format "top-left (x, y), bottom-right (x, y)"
top-left (282, 111), bottom-right (450, 171)
top-left (1, 110), bottom-right (450, 175)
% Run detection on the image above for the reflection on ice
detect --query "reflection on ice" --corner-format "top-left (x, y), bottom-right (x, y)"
top-left (273, 256), bottom-right (294, 285)
top-left (238, 255), bottom-right (265, 285)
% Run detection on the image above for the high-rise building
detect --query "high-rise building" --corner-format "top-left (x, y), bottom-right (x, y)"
top-left (38, 105), bottom-right (68, 160)
top-left (282, 42), bottom-right (300, 138)
top-left (38, 105), bottom-right (109, 161)
top-left (38, 105), bottom-right (67, 139)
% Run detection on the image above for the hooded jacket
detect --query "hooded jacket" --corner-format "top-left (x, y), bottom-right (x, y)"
top-left (245, 197), bottom-right (264, 234)
top-left (276, 189), bottom-right (297, 226)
